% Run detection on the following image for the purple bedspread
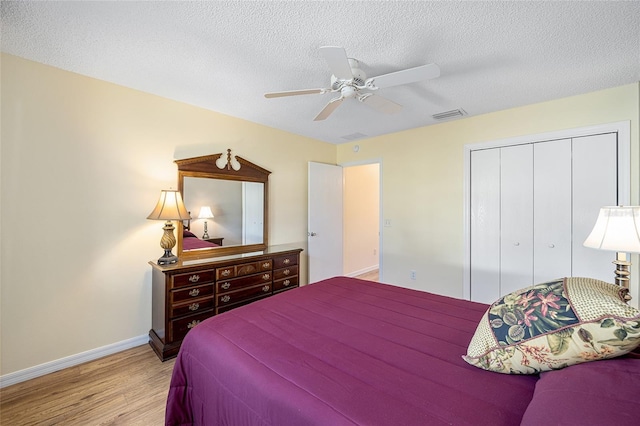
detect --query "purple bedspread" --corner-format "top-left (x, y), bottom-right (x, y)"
top-left (182, 235), bottom-right (219, 250)
top-left (166, 277), bottom-right (539, 425)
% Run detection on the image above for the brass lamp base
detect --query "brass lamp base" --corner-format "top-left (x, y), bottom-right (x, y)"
top-left (202, 220), bottom-right (209, 239)
top-left (611, 253), bottom-right (632, 302)
top-left (613, 258), bottom-right (631, 288)
top-left (157, 220), bottom-right (178, 265)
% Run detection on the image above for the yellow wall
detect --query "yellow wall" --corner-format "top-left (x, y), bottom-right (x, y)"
top-left (0, 54), bottom-right (335, 375)
top-left (338, 83), bottom-right (640, 301)
top-left (343, 164), bottom-right (380, 275)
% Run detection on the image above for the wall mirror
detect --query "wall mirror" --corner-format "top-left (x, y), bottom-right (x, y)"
top-left (177, 149), bottom-right (270, 260)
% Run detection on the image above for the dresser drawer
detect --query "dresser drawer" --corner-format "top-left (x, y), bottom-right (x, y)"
top-left (171, 283), bottom-right (214, 304)
top-left (217, 272), bottom-right (272, 293)
top-left (216, 260), bottom-right (272, 280)
top-left (273, 254), bottom-right (298, 269)
top-left (170, 297), bottom-right (215, 318)
top-left (273, 276), bottom-right (298, 292)
top-left (169, 310), bottom-right (213, 342)
top-left (172, 270), bottom-right (215, 289)
top-left (216, 283), bottom-right (272, 307)
top-left (274, 265), bottom-right (298, 281)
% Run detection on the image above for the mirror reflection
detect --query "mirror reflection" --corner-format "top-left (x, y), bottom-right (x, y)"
top-left (176, 150), bottom-right (270, 259)
top-left (182, 177), bottom-right (264, 252)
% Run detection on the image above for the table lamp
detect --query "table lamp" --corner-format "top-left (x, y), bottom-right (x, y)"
top-left (583, 206), bottom-right (640, 288)
top-left (147, 189), bottom-right (191, 265)
top-left (198, 206), bottom-right (215, 239)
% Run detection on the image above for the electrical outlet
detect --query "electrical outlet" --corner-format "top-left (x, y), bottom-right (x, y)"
top-left (410, 270), bottom-right (416, 280)
top-left (373, 248), bottom-right (377, 255)
top-left (384, 219), bottom-right (391, 227)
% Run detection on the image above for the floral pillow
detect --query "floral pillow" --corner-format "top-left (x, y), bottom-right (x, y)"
top-left (463, 277), bottom-right (640, 374)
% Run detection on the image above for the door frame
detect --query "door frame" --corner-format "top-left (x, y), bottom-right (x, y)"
top-left (462, 121), bottom-right (631, 300)
top-left (340, 158), bottom-right (384, 281)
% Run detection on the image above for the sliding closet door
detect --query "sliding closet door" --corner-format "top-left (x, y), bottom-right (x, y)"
top-left (470, 149), bottom-right (501, 303)
top-left (572, 133), bottom-right (618, 281)
top-left (500, 145), bottom-right (534, 294)
top-left (533, 139), bottom-right (572, 283)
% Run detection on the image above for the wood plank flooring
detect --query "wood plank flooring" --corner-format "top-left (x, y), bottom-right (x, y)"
top-left (1, 271), bottom-right (379, 425)
top-left (355, 269), bottom-right (379, 282)
top-left (0, 344), bottom-right (174, 425)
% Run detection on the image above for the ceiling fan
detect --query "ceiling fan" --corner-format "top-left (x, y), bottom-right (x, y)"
top-left (264, 46), bottom-right (440, 121)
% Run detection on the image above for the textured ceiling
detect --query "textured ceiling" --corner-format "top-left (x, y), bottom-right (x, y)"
top-left (2, 1), bottom-right (639, 144)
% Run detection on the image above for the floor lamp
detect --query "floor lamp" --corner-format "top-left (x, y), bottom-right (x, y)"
top-left (583, 206), bottom-right (640, 288)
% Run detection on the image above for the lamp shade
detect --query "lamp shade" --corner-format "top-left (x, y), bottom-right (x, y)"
top-left (147, 190), bottom-right (191, 221)
top-left (198, 206), bottom-right (215, 219)
top-left (583, 206), bottom-right (640, 253)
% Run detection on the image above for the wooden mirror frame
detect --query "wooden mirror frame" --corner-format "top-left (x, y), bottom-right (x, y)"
top-left (176, 149), bottom-right (270, 260)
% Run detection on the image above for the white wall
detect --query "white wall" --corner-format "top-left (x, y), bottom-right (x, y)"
top-left (0, 54), bottom-right (335, 376)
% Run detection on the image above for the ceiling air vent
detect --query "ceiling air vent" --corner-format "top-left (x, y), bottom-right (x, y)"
top-left (432, 109), bottom-right (467, 121)
top-left (341, 132), bottom-right (368, 141)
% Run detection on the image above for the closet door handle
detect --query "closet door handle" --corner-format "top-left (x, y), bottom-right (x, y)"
top-left (513, 242), bottom-right (520, 246)
top-left (548, 244), bottom-right (555, 248)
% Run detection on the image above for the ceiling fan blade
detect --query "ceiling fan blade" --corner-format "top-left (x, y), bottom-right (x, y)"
top-left (366, 63), bottom-right (440, 90)
top-left (319, 46), bottom-right (353, 80)
top-left (313, 97), bottom-right (343, 121)
top-left (264, 88), bottom-right (328, 98)
top-left (360, 94), bottom-right (403, 114)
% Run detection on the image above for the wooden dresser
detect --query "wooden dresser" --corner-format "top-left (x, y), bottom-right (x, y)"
top-left (149, 245), bottom-right (303, 361)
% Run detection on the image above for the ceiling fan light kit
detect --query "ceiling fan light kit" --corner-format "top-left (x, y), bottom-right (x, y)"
top-left (265, 46), bottom-right (441, 121)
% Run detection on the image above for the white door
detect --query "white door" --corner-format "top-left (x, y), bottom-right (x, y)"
top-left (470, 132), bottom-right (621, 302)
top-left (242, 182), bottom-right (264, 245)
top-left (470, 149), bottom-right (501, 304)
top-left (572, 133), bottom-right (618, 281)
top-left (308, 162), bottom-right (343, 283)
top-left (500, 144), bottom-right (534, 294)
top-left (534, 139), bottom-right (572, 283)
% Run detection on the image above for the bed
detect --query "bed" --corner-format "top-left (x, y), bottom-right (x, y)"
top-left (166, 276), bottom-right (640, 425)
top-left (182, 229), bottom-right (220, 251)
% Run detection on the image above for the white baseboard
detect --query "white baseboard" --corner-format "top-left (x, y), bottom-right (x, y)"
top-left (0, 334), bottom-right (148, 388)
top-left (346, 265), bottom-right (379, 278)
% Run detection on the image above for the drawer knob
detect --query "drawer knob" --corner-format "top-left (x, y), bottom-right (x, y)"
top-left (263, 262), bottom-right (271, 268)
top-left (262, 285), bottom-right (270, 292)
top-left (187, 320), bottom-right (200, 329)
top-left (221, 295), bottom-right (231, 303)
top-left (283, 269), bottom-right (290, 275)
top-left (188, 303), bottom-right (200, 311)
top-left (262, 273), bottom-right (270, 280)
top-left (221, 282), bottom-right (231, 290)
top-left (283, 279), bottom-right (291, 286)
top-left (221, 269), bottom-right (231, 277)
top-left (188, 274), bottom-right (200, 283)
top-left (189, 288), bottom-right (200, 297)
top-left (283, 258), bottom-right (291, 265)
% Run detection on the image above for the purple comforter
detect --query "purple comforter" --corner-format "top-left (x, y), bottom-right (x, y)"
top-left (166, 277), bottom-right (542, 425)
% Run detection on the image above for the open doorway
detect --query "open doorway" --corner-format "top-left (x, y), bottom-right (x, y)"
top-left (343, 162), bottom-right (381, 282)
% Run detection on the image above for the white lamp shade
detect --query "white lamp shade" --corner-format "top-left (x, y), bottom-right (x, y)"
top-left (147, 190), bottom-right (191, 221)
top-left (583, 206), bottom-right (640, 253)
top-left (198, 206), bottom-right (215, 219)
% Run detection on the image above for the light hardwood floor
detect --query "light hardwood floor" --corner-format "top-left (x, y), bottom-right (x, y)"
top-left (1, 272), bottom-right (379, 425)
top-left (356, 269), bottom-right (379, 282)
top-left (0, 344), bottom-right (175, 425)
